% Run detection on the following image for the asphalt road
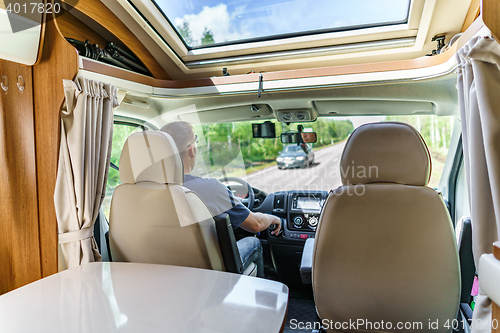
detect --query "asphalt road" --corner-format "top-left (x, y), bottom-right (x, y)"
top-left (242, 142), bottom-right (346, 194)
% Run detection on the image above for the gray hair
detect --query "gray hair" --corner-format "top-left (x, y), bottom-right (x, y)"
top-left (161, 121), bottom-right (194, 156)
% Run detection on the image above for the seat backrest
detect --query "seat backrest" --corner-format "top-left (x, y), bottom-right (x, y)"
top-left (109, 131), bottom-right (224, 271)
top-left (313, 122), bottom-right (460, 333)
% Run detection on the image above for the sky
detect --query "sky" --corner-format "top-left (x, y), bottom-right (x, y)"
top-left (154, 0), bottom-right (410, 47)
top-left (337, 116), bottom-right (387, 128)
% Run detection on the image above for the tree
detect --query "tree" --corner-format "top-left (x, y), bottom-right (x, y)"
top-left (201, 28), bottom-right (215, 45)
top-left (193, 119), bottom-right (354, 174)
top-left (177, 20), bottom-right (194, 46)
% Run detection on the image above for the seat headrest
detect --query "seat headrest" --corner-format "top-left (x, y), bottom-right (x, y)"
top-left (119, 131), bottom-right (184, 185)
top-left (340, 122), bottom-right (431, 186)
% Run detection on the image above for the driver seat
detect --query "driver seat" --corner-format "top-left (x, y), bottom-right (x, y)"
top-left (109, 131), bottom-right (256, 276)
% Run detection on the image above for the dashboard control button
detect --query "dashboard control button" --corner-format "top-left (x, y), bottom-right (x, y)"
top-left (293, 216), bottom-right (304, 227)
top-left (309, 216), bottom-right (318, 227)
top-left (300, 234), bottom-right (308, 239)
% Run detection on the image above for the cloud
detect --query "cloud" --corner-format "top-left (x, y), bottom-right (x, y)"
top-left (173, 4), bottom-right (251, 46)
top-left (171, 0), bottom-right (410, 47)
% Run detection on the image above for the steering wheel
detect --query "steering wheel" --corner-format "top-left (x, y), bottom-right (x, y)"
top-left (218, 177), bottom-right (255, 211)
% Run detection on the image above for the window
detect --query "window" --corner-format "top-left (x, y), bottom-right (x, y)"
top-left (455, 162), bottom-right (470, 224)
top-left (102, 123), bottom-right (144, 220)
top-left (186, 116), bottom-right (454, 194)
top-left (384, 115), bottom-right (455, 189)
top-left (153, 0), bottom-right (411, 48)
top-left (284, 145), bottom-right (304, 153)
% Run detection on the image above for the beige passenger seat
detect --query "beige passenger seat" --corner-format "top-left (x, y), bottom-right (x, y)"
top-left (313, 122), bottom-right (460, 333)
top-left (109, 131), bottom-right (256, 276)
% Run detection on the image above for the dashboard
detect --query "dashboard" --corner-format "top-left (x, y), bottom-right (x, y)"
top-left (252, 189), bottom-right (329, 241)
top-left (228, 185), bottom-right (329, 287)
top-left (251, 188), bottom-right (328, 287)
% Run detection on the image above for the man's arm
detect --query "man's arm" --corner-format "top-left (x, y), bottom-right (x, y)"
top-left (240, 212), bottom-right (281, 235)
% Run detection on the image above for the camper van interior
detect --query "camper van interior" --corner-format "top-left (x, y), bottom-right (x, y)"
top-left (1, 0), bottom-right (500, 332)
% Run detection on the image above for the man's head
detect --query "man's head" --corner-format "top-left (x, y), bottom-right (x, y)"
top-left (300, 132), bottom-right (316, 143)
top-left (161, 121), bottom-right (198, 174)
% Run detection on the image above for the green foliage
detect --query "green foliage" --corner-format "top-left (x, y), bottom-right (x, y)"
top-left (107, 124), bottom-right (141, 188)
top-left (201, 28), bottom-right (215, 45)
top-left (385, 115), bottom-right (454, 151)
top-left (194, 119), bottom-right (354, 173)
top-left (102, 124), bottom-right (142, 218)
top-left (176, 21), bottom-right (215, 46)
top-left (307, 119), bottom-right (354, 146)
top-left (385, 115), bottom-right (455, 188)
top-left (177, 20), bottom-right (194, 46)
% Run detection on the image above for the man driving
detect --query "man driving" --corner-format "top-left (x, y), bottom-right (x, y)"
top-left (161, 121), bottom-right (281, 277)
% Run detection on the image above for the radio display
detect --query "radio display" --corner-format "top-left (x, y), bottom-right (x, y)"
top-left (296, 196), bottom-right (323, 210)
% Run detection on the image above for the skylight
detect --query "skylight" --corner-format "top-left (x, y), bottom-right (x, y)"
top-left (152, 0), bottom-right (411, 49)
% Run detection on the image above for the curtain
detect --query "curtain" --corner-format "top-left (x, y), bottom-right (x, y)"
top-left (54, 77), bottom-right (118, 269)
top-left (457, 36), bottom-right (500, 332)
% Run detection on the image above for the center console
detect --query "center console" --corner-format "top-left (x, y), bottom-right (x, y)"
top-left (286, 191), bottom-right (327, 240)
top-left (258, 189), bottom-right (328, 287)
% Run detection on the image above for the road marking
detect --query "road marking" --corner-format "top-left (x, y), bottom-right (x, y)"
top-left (241, 142), bottom-right (346, 184)
top-left (304, 175), bottom-right (319, 186)
top-left (242, 165), bottom-right (277, 180)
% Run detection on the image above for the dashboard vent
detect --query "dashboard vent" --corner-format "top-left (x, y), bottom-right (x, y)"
top-left (274, 194), bottom-right (285, 210)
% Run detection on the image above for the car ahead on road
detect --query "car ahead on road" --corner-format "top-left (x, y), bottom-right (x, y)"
top-left (276, 144), bottom-right (314, 169)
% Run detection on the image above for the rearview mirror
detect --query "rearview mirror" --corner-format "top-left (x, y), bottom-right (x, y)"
top-left (300, 132), bottom-right (317, 143)
top-left (281, 131), bottom-right (317, 144)
top-left (252, 121), bottom-right (276, 138)
top-left (281, 132), bottom-right (300, 144)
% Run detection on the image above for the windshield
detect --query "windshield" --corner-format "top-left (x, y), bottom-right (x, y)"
top-left (186, 115), bottom-right (455, 194)
top-left (283, 145), bottom-right (305, 153)
top-left (104, 114), bottom-right (456, 220)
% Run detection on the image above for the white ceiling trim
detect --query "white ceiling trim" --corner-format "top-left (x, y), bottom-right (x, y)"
top-left (116, 0), bottom-right (438, 74)
top-left (77, 51), bottom-right (457, 98)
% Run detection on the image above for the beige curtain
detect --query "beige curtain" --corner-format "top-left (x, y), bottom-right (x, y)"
top-left (54, 77), bottom-right (118, 269)
top-left (457, 36), bottom-right (500, 332)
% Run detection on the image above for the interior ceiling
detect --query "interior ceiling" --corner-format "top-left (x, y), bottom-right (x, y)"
top-left (115, 74), bottom-right (459, 128)
top-left (106, 0), bottom-right (470, 127)
top-left (104, 0), bottom-right (473, 80)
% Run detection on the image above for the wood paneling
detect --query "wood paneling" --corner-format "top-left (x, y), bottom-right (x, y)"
top-left (493, 242), bottom-right (500, 333)
top-left (0, 60), bottom-right (42, 294)
top-left (462, 0), bottom-right (481, 32)
top-left (482, 0), bottom-right (500, 42)
top-left (493, 302), bottom-right (500, 333)
top-left (56, 9), bottom-right (107, 48)
top-left (65, 0), bottom-right (170, 80)
top-left (34, 13), bottom-right (47, 66)
top-left (32, 13), bottom-right (79, 278)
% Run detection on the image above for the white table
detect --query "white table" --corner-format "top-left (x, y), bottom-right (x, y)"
top-left (0, 262), bottom-right (289, 333)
